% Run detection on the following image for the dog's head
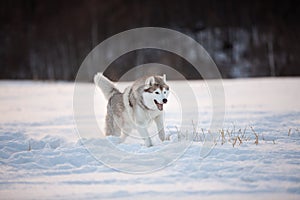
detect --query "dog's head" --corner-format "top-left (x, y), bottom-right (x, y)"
top-left (143, 74), bottom-right (170, 111)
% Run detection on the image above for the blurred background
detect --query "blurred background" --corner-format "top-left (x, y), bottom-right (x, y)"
top-left (0, 0), bottom-right (299, 80)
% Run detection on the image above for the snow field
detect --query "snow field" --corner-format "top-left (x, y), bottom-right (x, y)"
top-left (0, 78), bottom-right (300, 199)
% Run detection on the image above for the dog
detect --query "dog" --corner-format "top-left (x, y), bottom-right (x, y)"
top-left (94, 73), bottom-right (170, 147)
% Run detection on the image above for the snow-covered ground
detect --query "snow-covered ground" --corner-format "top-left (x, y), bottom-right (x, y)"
top-left (0, 78), bottom-right (300, 199)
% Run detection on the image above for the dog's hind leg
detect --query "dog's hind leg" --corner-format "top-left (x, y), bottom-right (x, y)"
top-left (113, 121), bottom-right (121, 137)
top-left (105, 114), bottom-right (114, 136)
top-left (105, 112), bottom-right (122, 136)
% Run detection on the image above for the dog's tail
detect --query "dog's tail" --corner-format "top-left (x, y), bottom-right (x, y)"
top-left (94, 73), bottom-right (120, 100)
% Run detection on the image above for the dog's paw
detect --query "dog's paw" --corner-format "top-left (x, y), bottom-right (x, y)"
top-left (144, 138), bottom-right (153, 147)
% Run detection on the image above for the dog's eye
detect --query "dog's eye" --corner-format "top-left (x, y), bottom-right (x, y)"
top-left (155, 92), bottom-right (159, 94)
top-left (164, 91), bottom-right (166, 94)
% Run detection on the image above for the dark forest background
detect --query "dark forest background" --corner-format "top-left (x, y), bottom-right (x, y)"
top-left (0, 0), bottom-right (299, 80)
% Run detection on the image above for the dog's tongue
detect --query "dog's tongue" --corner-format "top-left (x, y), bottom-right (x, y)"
top-left (157, 103), bottom-right (163, 111)
top-left (154, 100), bottom-right (164, 111)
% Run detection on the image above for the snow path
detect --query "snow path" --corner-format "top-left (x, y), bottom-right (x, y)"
top-left (0, 78), bottom-right (300, 199)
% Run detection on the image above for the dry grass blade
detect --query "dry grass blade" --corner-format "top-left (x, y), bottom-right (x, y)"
top-left (28, 140), bottom-right (31, 151)
top-left (232, 137), bottom-right (237, 147)
top-left (237, 136), bottom-right (242, 145)
top-left (288, 128), bottom-right (292, 136)
top-left (250, 126), bottom-right (259, 145)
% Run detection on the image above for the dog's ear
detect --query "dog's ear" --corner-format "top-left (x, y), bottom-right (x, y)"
top-left (163, 74), bottom-right (166, 82)
top-left (144, 76), bottom-right (155, 89)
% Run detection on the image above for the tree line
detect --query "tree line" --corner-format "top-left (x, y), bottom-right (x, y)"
top-left (0, 0), bottom-right (299, 80)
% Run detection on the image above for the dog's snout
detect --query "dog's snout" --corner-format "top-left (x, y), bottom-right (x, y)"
top-left (163, 98), bottom-right (168, 104)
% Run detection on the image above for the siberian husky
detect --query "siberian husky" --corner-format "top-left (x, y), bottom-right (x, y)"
top-left (94, 73), bottom-right (170, 147)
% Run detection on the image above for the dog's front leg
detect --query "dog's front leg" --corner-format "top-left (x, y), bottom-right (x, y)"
top-left (137, 127), bottom-right (152, 147)
top-left (154, 115), bottom-right (165, 141)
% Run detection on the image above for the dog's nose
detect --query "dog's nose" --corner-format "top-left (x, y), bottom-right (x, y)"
top-left (163, 98), bottom-right (168, 103)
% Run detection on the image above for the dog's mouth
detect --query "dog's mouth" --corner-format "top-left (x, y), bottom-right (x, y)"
top-left (154, 99), bottom-right (164, 111)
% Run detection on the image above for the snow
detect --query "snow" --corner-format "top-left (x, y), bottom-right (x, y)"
top-left (1, 78), bottom-right (300, 199)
